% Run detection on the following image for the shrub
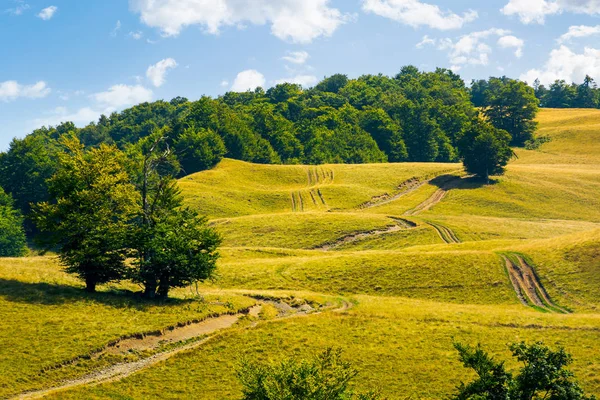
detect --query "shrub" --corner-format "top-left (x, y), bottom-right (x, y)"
top-left (237, 348), bottom-right (382, 400)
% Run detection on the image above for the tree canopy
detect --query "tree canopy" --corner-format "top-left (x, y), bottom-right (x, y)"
top-left (453, 341), bottom-right (596, 400)
top-left (0, 187), bottom-right (27, 257)
top-left (1, 67), bottom-right (538, 232)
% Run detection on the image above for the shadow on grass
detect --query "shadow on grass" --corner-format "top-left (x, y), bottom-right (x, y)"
top-left (429, 174), bottom-right (492, 190)
top-left (0, 278), bottom-right (193, 309)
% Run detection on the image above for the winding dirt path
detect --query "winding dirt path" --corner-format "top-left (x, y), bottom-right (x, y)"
top-left (13, 299), bottom-right (350, 400)
top-left (403, 176), bottom-right (463, 216)
top-left (359, 178), bottom-right (425, 209)
top-left (427, 222), bottom-right (460, 244)
top-left (502, 254), bottom-right (570, 314)
top-left (313, 218), bottom-right (416, 251)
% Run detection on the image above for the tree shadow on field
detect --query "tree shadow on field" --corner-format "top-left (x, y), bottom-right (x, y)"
top-left (0, 278), bottom-right (192, 310)
top-left (429, 174), bottom-right (493, 190)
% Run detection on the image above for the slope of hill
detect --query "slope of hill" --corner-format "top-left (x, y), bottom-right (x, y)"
top-left (3, 108), bottom-right (600, 399)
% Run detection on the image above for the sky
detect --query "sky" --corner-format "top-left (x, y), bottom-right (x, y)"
top-left (2, 0), bottom-right (600, 150)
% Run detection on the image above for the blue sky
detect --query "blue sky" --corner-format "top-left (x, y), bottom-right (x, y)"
top-left (2, 0), bottom-right (600, 150)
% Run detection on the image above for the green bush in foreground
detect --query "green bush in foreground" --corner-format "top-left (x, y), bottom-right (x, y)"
top-left (453, 341), bottom-right (596, 400)
top-left (237, 348), bottom-right (381, 400)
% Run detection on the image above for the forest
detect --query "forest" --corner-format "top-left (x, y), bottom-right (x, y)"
top-left (0, 66), bottom-right (539, 223)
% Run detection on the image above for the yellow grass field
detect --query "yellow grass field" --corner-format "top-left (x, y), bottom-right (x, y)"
top-left (3, 108), bottom-right (600, 399)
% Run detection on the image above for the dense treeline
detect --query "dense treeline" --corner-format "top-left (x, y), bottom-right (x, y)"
top-left (0, 67), bottom-right (535, 247)
top-left (473, 75), bottom-right (600, 109)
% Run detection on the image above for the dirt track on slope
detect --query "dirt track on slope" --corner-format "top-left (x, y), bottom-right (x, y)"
top-left (359, 178), bottom-right (425, 209)
top-left (13, 299), bottom-right (350, 400)
top-left (403, 175), bottom-right (464, 216)
top-left (292, 167), bottom-right (334, 212)
top-left (502, 254), bottom-right (570, 314)
top-left (427, 222), bottom-right (460, 244)
top-left (313, 218), bottom-right (417, 251)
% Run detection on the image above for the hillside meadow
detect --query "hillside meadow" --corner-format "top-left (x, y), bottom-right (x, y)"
top-left (2, 108), bottom-right (600, 399)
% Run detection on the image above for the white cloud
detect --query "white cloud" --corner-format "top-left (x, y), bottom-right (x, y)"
top-left (220, 80), bottom-right (229, 87)
top-left (37, 5), bottom-right (57, 20)
top-left (230, 70), bottom-right (266, 92)
top-left (559, 25), bottom-right (600, 43)
top-left (362, 0), bottom-right (477, 30)
top-left (501, 0), bottom-right (600, 24)
top-left (130, 0), bottom-right (348, 43)
top-left (111, 20), bottom-right (122, 37)
top-left (129, 31), bottom-right (144, 40)
top-left (420, 29), bottom-right (513, 68)
top-left (498, 35), bottom-right (524, 58)
top-left (5, 0), bottom-right (30, 16)
top-left (146, 58), bottom-right (178, 87)
top-left (274, 75), bottom-right (318, 87)
top-left (32, 107), bottom-right (104, 128)
top-left (0, 81), bottom-right (51, 102)
top-left (92, 84), bottom-right (153, 108)
top-left (416, 35), bottom-right (435, 48)
top-left (282, 51), bottom-right (310, 65)
top-left (521, 45), bottom-right (600, 85)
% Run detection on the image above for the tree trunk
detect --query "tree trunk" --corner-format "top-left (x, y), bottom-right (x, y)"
top-left (144, 279), bottom-right (157, 299)
top-left (85, 277), bottom-right (97, 293)
top-left (157, 280), bottom-right (170, 299)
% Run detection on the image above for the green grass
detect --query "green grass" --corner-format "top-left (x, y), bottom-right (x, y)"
top-left (180, 159), bottom-right (458, 218)
top-left (49, 295), bottom-right (600, 399)
top-left (212, 212), bottom-right (399, 249)
top-left (3, 108), bottom-right (600, 398)
top-left (0, 257), bottom-right (257, 398)
top-left (211, 248), bottom-right (518, 305)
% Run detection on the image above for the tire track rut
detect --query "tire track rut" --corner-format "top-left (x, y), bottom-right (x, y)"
top-left (313, 218), bottom-right (417, 251)
top-left (427, 222), bottom-right (460, 244)
top-left (502, 254), bottom-right (570, 314)
top-left (403, 175), bottom-right (464, 216)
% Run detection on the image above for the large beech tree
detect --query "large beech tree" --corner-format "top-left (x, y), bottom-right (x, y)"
top-left (33, 137), bottom-right (138, 292)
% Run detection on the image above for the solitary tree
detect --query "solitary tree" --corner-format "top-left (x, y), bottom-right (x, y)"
top-left (33, 137), bottom-right (138, 292)
top-left (0, 187), bottom-right (27, 257)
top-left (483, 77), bottom-right (539, 146)
top-left (453, 342), bottom-right (596, 400)
top-left (131, 133), bottom-right (221, 298)
top-left (175, 127), bottom-right (226, 175)
top-left (458, 118), bottom-right (514, 183)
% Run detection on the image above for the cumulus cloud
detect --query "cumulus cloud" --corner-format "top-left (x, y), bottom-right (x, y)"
top-left (282, 51), bottom-right (310, 65)
top-left (418, 29), bottom-right (516, 68)
top-left (37, 5), bottom-right (57, 20)
top-left (559, 25), bottom-right (600, 43)
top-left (146, 58), bottom-right (178, 87)
top-left (498, 35), bottom-right (524, 58)
top-left (0, 81), bottom-right (51, 102)
top-left (521, 45), bottom-right (600, 85)
top-left (274, 75), bottom-right (318, 87)
top-left (92, 84), bottom-right (153, 108)
top-left (129, 0), bottom-right (348, 43)
top-left (362, 0), bottom-right (477, 30)
top-left (501, 0), bottom-right (600, 24)
top-left (230, 70), bottom-right (266, 92)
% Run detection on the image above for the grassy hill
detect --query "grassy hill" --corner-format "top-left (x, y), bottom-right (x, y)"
top-left (3, 108), bottom-right (600, 399)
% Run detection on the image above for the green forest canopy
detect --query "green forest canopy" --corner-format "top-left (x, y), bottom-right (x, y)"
top-left (1, 67), bottom-right (540, 226)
